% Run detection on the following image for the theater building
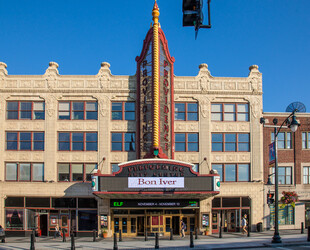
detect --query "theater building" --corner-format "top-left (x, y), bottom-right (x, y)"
top-left (0, 2), bottom-right (264, 237)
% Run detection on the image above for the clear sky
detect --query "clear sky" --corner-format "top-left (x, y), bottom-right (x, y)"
top-left (1, 0), bottom-right (309, 112)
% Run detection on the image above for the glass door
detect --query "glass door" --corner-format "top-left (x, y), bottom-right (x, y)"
top-left (212, 211), bottom-right (219, 233)
top-left (61, 215), bottom-right (69, 237)
top-left (165, 216), bottom-right (172, 233)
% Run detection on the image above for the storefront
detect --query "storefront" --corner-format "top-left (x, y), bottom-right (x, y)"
top-left (4, 197), bottom-right (97, 237)
top-left (93, 159), bottom-right (220, 236)
top-left (211, 197), bottom-right (251, 233)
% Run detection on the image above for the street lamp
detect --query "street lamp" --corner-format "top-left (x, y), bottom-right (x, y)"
top-left (260, 109), bottom-right (300, 243)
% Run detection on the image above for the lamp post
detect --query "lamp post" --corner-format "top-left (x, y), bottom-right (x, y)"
top-left (260, 109), bottom-right (300, 243)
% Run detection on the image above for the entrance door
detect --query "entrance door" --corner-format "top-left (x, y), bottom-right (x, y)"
top-left (165, 216), bottom-right (172, 233)
top-left (39, 214), bottom-right (48, 236)
top-left (172, 216), bottom-right (180, 235)
top-left (212, 211), bottom-right (219, 233)
top-left (137, 216), bottom-right (145, 235)
top-left (61, 215), bottom-right (69, 237)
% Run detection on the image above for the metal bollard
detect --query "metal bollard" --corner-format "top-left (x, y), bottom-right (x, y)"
top-left (62, 228), bottom-right (66, 242)
top-left (219, 226), bottom-right (222, 238)
top-left (113, 233), bottom-right (118, 250)
top-left (145, 228), bottom-right (148, 241)
top-left (308, 226), bottom-right (310, 241)
top-left (93, 229), bottom-right (96, 242)
top-left (71, 232), bottom-right (75, 250)
top-left (119, 230), bottom-right (122, 242)
top-left (30, 232), bottom-right (35, 250)
top-left (301, 222), bottom-right (304, 234)
top-left (195, 227), bottom-right (198, 240)
top-left (190, 231), bottom-right (194, 248)
top-left (247, 225), bottom-right (250, 237)
top-left (170, 228), bottom-right (173, 240)
top-left (155, 232), bottom-right (159, 249)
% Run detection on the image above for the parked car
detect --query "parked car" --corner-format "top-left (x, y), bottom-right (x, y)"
top-left (0, 227), bottom-right (5, 243)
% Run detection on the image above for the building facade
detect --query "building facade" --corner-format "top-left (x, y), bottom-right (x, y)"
top-left (263, 113), bottom-right (310, 230)
top-left (0, 2), bottom-right (265, 237)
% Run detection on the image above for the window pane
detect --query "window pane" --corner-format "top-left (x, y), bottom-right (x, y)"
top-left (112, 111), bottom-right (122, 120)
top-left (33, 163), bottom-right (44, 181)
top-left (112, 142), bottom-right (122, 151)
top-left (175, 134), bottom-right (185, 142)
top-left (85, 164), bottom-right (97, 181)
top-left (188, 142), bottom-right (198, 151)
top-left (225, 134), bottom-right (236, 142)
top-left (187, 113), bottom-right (198, 121)
top-left (58, 164), bottom-right (70, 181)
top-left (72, 164), bottom-right (83, 181)
top-left (225, 142), bottom-right (236, 151)
top-left (237, 104), bottom-right (248, 113)
top-left (239, 134), bottom-right (249, 142)
top-left (125, 102), bottom-right (135, 111)
top-left (7, 102), bottom-right (18, 110)
top-left (20, 102), bottom-right (32, 110)
top-left (211, 104), bottom-right (222, 112)
top-left (238, 164), bottom-right (249, 181)
top-left (112, 133), bottom-right (122, 142)
top-left (72, 102), bottom-right (84, 110)
top-left (19, 163), bottom-right (31, 181)
top-left (20, 111), bottom-right (31, 119)
top-left (73, 142), bottom-right (84, 151)
top-left (212, 134), bottom-right (223, 142)
top-left (125, 111), bottom-right (135, 120)
top-left (20, 132), bottom-right (31, 141)
top-left (237, 113), bottom-right (248, 121)
top-left (188, 103), bottom-right (197, 112)
top-left (212, 164), bottom-right (223, 181)
top-left (7, 111), bottom-right (18, 119)
top-left (224, 104), bottom-right (235, 112)
top-left (33, 102), bottom-right (44, 111)
top-left (86, 102), bottom-right (97, 111)
top-left (225, 164), bottom-right (236, 181)
top-left (112, 103), bottom-right (122, 111)
top-left (175, 113), bottom-right (185, 120)
top-left (86, 133), bottom-right (97, 142)
top-left (86, 142), bottom-right (97, 151)
top-left (224, 113), bottom-right (235, 121)
top-left (175, 103), bottom-right (185, 112)
top-left (175, 143), bottom-right (186, 152)
top-left (73, 111), bottom-right (84, 120)
top-left (211, 113), bottom-right (222, 121)
top-left (6, 163), bottom-right (17, 180)
top-left (112, 164), bottom-right (120, 173)
top-left (188, 133), bottom-right (198, 142)
top-left (72, 133), bottom-right (83, 141)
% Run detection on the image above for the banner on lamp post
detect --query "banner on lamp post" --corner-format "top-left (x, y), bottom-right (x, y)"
top-left (269, 142), bottom-right (275, 165)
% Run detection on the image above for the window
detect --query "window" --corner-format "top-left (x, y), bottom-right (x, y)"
top-left (212, 164), bottom-right (250, 182)
top-left (192, 163), bottom-right (199, 173)
top-left (272, 132), bottom-right (291, 149)
top-left (58, 163), bottom-right (97, 182)
top-left (58, 101), bottom-right (98, 120)
top-left (111, 133), bottom-right (135, 151)
top-left (211, 103), bottom-right (249, 121)
top-left (112, 102), bottom-right (135, 120)
top-left (270, 204), bottom-right (294, 225)
top-left (304, 167), bottom-right (310, 184)
top-left (212, 133), bottom-right (250, 152)
top-left (302, 132), bottom-right (310, 149)
top-left (6, 132), bottom-right (44, 151)
top-left (7, 101), bottom-right (45, 120)
top-left (175, 103), bottom-right (198, 121)
top-left (270, 166), bottom-right (292, 185)
top-left (175, 133), bottom-right (199, 152)
top-left (112, 164), bottom-right (120, 174)
top-left (5, 163), bottom-right (44, 181)
top-left (58, 132), bottom-right (97, 151)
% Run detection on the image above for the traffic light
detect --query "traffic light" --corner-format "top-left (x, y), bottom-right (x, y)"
top-left (267, 193), bottom-right (274, 205)
top-left (182, 0), bottom-right (203, 27)
top-left (182, 0), bottom-right (211, 38)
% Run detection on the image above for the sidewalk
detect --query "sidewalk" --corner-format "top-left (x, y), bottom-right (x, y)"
top-left (0, 230), bottom-right (309, 249)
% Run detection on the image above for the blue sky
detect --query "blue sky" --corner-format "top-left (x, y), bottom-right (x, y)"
top-left (1, 0), bottom-right (309, 112)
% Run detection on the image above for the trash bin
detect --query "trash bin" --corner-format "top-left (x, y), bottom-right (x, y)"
top-left (257, 222), bottom-right (263, 232)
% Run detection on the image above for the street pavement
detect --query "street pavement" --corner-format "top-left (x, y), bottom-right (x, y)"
top-left (0, 230), bottom-right (310, 250)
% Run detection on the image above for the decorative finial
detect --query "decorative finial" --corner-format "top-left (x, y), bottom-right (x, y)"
top-left (152, 0), bottom-right (160, 23)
